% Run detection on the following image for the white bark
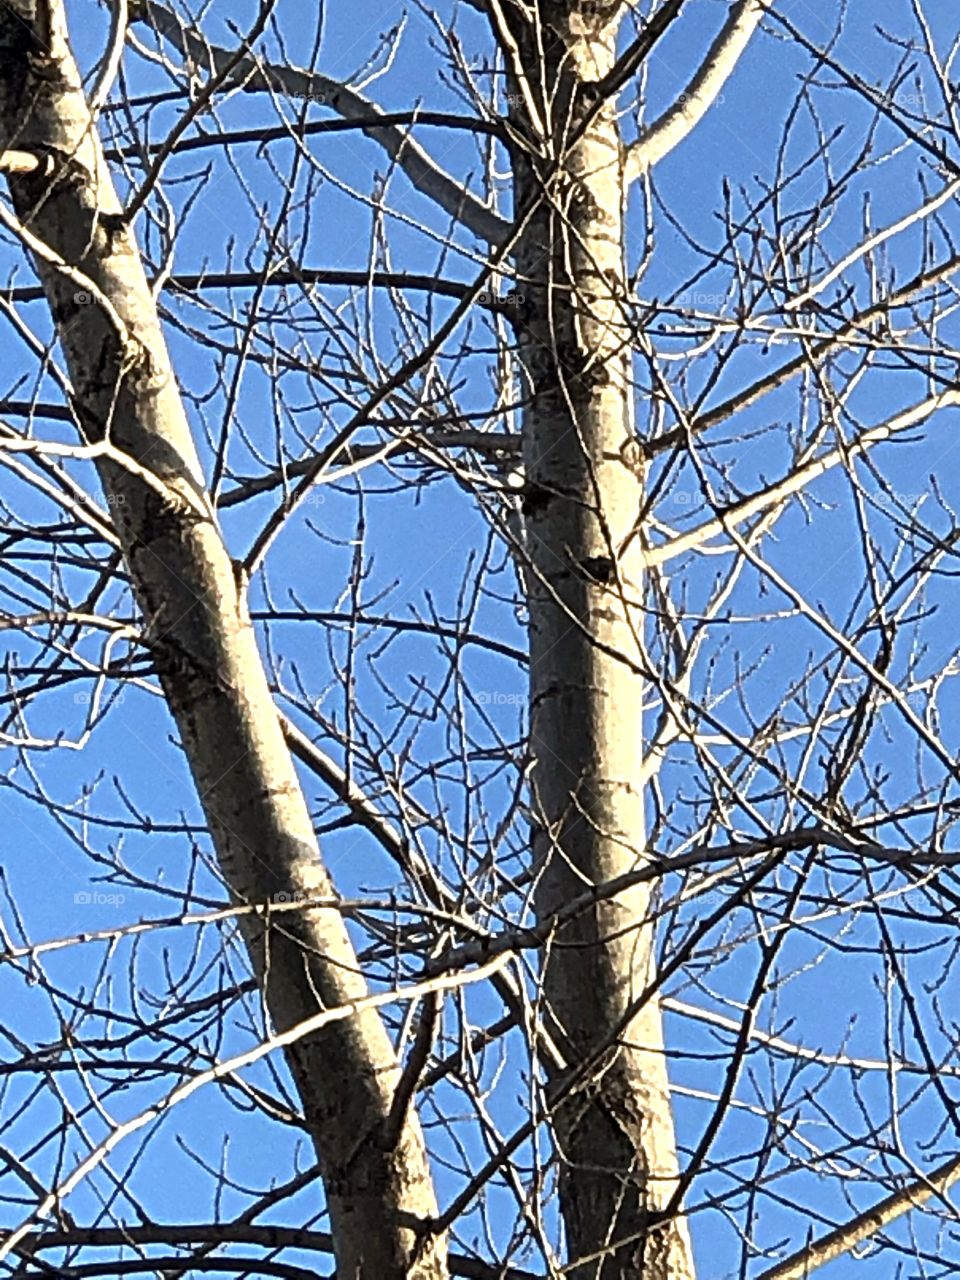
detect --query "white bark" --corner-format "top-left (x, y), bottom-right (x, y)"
top-left (513, 5), bottom-right (695, 1276)
top-left (646, 389), bottom-right (960, 568)
top-left (137, 0), bottom-right (510, 246)
top-left (625, 0), bottom-right (768, 183)
top-left (0, 5), bottom-right (444, 1276)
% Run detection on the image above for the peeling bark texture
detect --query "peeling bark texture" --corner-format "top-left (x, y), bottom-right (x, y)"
top-left (0, 6), bottom-right (444, 1277)
top-left (512, 4), bottom-right (696, 1277)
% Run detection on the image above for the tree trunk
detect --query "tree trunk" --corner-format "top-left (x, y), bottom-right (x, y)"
top-left (0, 6), bottom-right (444, 1276)
top-left (512, 6), bottom-right (695, 1276)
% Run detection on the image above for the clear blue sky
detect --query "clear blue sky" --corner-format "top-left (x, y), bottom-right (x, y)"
top-left (0, 1), bottom-right (958, 1275)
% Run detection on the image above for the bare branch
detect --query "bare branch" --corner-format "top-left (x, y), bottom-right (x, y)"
top-left (136, 0), bottom-right (511, 244)
top-left (625, 0), bottom-right (769, 182)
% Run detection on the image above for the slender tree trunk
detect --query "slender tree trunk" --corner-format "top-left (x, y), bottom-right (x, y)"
top-left (0, 6), bottom-right (444, 1276)
top-left (512, 6), bottom-right (695, 1276)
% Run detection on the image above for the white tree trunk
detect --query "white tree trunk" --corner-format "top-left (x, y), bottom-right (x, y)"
top-left (513, 6), bottom-right (696, 1276)
top-left (0, 5), bottom-right (444, 1275)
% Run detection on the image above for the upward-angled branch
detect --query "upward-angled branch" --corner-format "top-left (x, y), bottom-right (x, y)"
top-left (136, 0), bottom-right (511, 245)
top-left (643, 389), bottom-right (960, 568)
top-left (757, 1149), bottom-right (960, 1280)
top-left (625, 0), bottom-right (769, 183)
top-left (643, 248), bottom-right (960, 457)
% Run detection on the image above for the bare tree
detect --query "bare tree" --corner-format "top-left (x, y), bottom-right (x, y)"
top-left (1, 1), bottom-right (960, 1278)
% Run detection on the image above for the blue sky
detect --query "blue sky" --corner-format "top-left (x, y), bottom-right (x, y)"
top-left (2, 0), bottom-right (960, 1275)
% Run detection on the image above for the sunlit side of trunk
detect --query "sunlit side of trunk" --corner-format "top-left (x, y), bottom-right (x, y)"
top-left (513, 5), bottom-right (695, 1275)
top-left (0, 7), bottom-right (444, 1275)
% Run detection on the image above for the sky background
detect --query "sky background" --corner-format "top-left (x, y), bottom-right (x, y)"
top-left (1, 0), bottom-right (960, 1275)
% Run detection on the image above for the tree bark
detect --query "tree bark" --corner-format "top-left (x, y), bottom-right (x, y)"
top-left (511, 5), bottom-right (696, 1276)
top-left (0, 5), bottom-right (444, 1276)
